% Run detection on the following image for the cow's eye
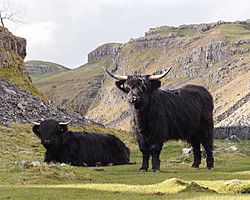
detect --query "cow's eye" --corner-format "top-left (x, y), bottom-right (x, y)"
top-left (137, 80), bottom-right (142, 86)
top-left (125, 87), bottom-right (130, 92)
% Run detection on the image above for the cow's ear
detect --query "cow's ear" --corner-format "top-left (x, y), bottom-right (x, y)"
top-left (32, 125), bottom-right (40, 138)
top-left (115, 80), bottom-right (128, 93)
top-left (150, 80), bottom-right (161, 91)
top-left (60, 124), bottom-right (68, 132)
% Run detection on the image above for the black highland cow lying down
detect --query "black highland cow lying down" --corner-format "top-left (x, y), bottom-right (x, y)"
top-left (32, 119), bottom-right (130, 166)
top-left (105, 67), bottom-right (214, 172)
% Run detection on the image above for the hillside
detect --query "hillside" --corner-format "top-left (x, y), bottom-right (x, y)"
top-left (0, 27), bottom-right (101, 127)
top-left (27, 60), bottom-right (105, 114)
top-left (86, 20), bottom-right (250, 136)
top-left (25, 60), bottom-right (68, 76)
top-left (27, 43), bottom-right (121, 114)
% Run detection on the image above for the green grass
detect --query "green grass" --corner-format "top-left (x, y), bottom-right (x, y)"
top-left (147, 23), bottom-right (250, 41)
top-left (30, 60), bottom-right (105, 89)
top-left (0, 64), bottom-right (46, 99)
top-left (1, 124), bottom-right (250, 199)
top-left (31, 59), bottom-right (106, 85)
top-left (146, 25), bottom-right (198, 37)
top-left (216, 24), bottom-right (250, 40)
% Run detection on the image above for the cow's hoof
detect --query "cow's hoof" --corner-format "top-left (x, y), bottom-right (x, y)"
top-left (191, 163), bottom-right (200, 168)
top-left (207, 166), bottom-right (214, 170)
top-left (138, 168), bottom-right (148, 173)
top-left (152, 169), bottom-right (160, 172)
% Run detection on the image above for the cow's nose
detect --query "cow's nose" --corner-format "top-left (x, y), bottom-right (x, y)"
top-left (42, 139), bottom-right (52, 145)
top-left (130, 96), bottom-right (140, 103)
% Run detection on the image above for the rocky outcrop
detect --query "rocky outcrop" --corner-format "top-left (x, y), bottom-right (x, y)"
top-left (88, 43), bottom-right (122, 62)
top-left (0, 27), bottom-right (44, 98)
top-left (0, 27), bottom-right (26, 66)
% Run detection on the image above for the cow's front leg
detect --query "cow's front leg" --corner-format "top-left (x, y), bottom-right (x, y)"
top-left (151, 144), bottom-right (163, 172)
top-left (139, 149), bottom-right (150, 172)
top-left (44, 151), bottom-right (55, 163)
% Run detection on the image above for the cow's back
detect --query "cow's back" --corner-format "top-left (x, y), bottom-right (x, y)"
top-left (155, 84), bottom-right (213, 140)
top-left (68, 131), bottom-right (130, 166)
top-left (180, 85), bottom-right (214, 125)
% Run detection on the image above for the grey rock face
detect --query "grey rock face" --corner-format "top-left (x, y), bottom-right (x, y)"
top-left (25, 64), bottom-right (65, 74)
top-left (88, 43), bottom-right (122, 62)
top-left (204, 41), bottom-right (227, 63)
top-left (184, 40), bottom-right (249, 68)
top-left (0, 27), bottom-right (26, 66)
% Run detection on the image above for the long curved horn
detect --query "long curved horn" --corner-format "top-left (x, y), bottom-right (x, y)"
top-left (59, 120), bottom-right (72, 125)
top-left (103, 67), bottom-right (128, 80)
top-left (29, 120), bottom-right (40, 126)
top-left (148, 67), bottom-right (172, 80)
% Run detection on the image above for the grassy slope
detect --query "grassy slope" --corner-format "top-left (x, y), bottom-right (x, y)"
top-left (213, 71), bottom-right (250, 116)
top-left (26, 60), bottom-right (68, 82)
top-left (33, 61), bottom-right (103, 85)
top-left (1, 124), bottom-right (250, 199)
top-left (0, 64), bottom-right (46, 99)
top-left (26, 60), bottom-right (68, 70)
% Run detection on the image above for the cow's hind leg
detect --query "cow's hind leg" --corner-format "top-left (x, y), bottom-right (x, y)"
top-left (202, 141), bottom-right (214, 169)
top-left (151, 144), bottom-right (163, 172)
top-left (191, 140), bottom-right (201, 168)
top-left (202, 130), bottom-right (214, 169)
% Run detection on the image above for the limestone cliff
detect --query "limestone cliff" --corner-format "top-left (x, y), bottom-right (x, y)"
top-left (88, 43), bottom-right (122, 62)
top-left (0, 26), bottom-right (26, 66)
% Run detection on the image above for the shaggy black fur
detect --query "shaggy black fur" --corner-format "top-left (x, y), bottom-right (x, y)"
top-left (32, 119), bottom-right (130, 166)
top-left (115, 75), bottom-right (214, 172)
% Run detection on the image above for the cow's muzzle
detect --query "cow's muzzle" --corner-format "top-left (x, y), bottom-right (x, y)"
top-left (42, 139), bottom-right (53, 146)
top-left (129, 96), bottom-right (141, 104)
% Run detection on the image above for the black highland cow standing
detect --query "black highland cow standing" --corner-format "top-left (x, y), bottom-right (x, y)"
top-left (32, 119), bottom-right (130, 166)
top-left (105, 67), bottom-right (214, 172)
